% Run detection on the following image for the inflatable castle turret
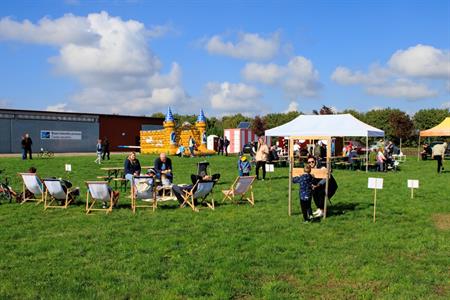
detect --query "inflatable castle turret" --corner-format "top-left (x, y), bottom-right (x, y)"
top-left (164, 107), bottom-right (178, 155)
top-left (140, 107), bottom-right (216, 155)
top-left (196, 109), bottom-right (208, 153)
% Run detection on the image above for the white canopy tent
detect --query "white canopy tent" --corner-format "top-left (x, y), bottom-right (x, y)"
top-left (265, 114), bottom-right (384, 217)
top-left (265, 114), bottom-right (384, 138)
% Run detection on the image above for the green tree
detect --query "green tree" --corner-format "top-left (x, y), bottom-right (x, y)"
top-left (222, 114), bottom-right (251, 129)
top-left (251, 115), bottom-right (266, 137)
top-left (413, 108), bottom-right (450, 131)
top-left (263, 111), bottom-right (301, 129)
top-left (388, 110), bottom-right (414, 145)
top-left (150, 112), bottom-right (165, 118)
top-left (341, 109), bottom-right (366, 122)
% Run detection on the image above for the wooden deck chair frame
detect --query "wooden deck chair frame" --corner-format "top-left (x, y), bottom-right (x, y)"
top-left (18, 173), bottom-right (44, 205)
top-left (180, 180), bottom-right (216, 212)
top-left (222, 176), bottom-right (256, 206)
top-left (43, 178), bottom-right (74, 209)
top-left (85, 181), bottom-right (114, 214)
top-left (131, 176), bottom-right (156, 213)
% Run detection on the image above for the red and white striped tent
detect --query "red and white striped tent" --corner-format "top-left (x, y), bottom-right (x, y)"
top-left (224, 128), bottom-right (269, 154)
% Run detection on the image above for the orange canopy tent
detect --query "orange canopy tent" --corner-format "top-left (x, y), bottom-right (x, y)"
top-left (419, 117), bottom-right (450, 137)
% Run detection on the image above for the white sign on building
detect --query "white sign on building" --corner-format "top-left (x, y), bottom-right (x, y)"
top-left (40, 130), bottom-right (82, 140)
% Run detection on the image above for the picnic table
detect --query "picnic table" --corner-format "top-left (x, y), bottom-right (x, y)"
top-left (100, 166), bottom-right (154, 191)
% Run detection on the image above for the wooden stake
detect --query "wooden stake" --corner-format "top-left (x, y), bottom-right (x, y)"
top-left (411, 188), bottom-right (414, 199)
top-left (373, 188), bottom-right (377, 223)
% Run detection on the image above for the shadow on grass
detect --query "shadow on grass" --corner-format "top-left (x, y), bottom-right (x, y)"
top-left (327, 202), bottom-right (369, 217)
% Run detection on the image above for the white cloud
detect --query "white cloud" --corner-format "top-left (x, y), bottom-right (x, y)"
top-left (46, 103), bottom-right (71, 112)
top-left (206, 82), bottom-right (264, 115)
top-left (331, 65), bottom-right (390, 85)
top-left (366, 79), bottom-right (438, 100)
top-left (388, 44), bottom-right (450, 78)
top-left (285, 101), bottom-right (299, 113)
top-left (442, 101), bottom-right (450, 109)
top-left (0, 98), bottom-right (10, 108)
top-left (0, 12), bottom-right (188, 114)
top-left (242, 56), bottom-right (321, 98)
top-left (331, 44), bottom-right (448, 100)
top-left (205, 32), bottom-right (280, 61)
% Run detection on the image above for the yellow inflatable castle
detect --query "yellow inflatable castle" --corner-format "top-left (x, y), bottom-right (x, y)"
top-left (140, 108), bottom-right (216, 155)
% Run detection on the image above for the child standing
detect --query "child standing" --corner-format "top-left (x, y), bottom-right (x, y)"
top-left (238, 155), bottom-right (251, 176)
top-left (292, 165), bottom-right (314, 222)
top-left (94, 139), bottom-right (102, 164)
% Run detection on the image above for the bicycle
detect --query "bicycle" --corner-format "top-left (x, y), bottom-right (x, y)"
top-left (0, 169), bottom-right (13, 203)
top-left (37, 148), bottom-right (55, 159)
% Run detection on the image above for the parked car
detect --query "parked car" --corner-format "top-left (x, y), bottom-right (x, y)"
top-left (344, 140), bottom-right (367, 155)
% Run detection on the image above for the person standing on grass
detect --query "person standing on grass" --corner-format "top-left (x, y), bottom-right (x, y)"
top-left (224, 136), bottom-right (230, 156)
top-left (238, 155), bottom-right (251, 176)
top-left (293, 165), bottom-right (314, 222)
top-left (102, 137), bottom-right (110, 160)
top-left (188, 136), bottom-right (196, 157)
top-left (23, 133), bottom-right (33, 160)
top-left (217, 137), bottom-right (224, 155)
top-left (432, 142), bottom-right (447, 174)
top-left (376, 147), bottom-right (386, 172)
top-left (20, 135), bottom-right (26, 160)
top-left (94, 139), bottom-right (102, 164)
top-left (255, 137), bottom-right (269, 180)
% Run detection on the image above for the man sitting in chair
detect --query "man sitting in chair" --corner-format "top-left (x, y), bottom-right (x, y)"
top-left (154, 153), bottom-right (173, 183)
top-left (172, 173), bottom-right (220, 205)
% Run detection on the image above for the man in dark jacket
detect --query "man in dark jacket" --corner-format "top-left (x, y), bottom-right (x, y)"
top-left (24, 133), bottom-right (33, 160)
top-left (102, 137), bottom-right (110, 160)
top-left (154, 152), bottom-right (173, 182)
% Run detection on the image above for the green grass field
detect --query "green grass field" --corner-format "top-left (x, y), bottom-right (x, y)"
top-left (0, 154), bottom-right (448, 299)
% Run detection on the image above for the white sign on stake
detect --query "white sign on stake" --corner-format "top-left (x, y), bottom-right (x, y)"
top-left (407, 180), bottom-right (419, 189)
top-left (368, 177), bottom-right (383, 223)
top-left (265, 164), bottom-right (274, 172)
top-left (407, 179), bottom-right (419, 199)
top-left (368, 178), bottom-right (383, 189)
top-left (65, 164), bottom-right (72, 172)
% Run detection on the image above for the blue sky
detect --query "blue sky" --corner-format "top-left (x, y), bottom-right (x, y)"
top-left (0, 0), bottom-right (449, 116)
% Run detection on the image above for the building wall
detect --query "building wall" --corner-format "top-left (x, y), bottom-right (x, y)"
top-left (10, 119), bottom-right (99, 153)
top-left (99, 115), bottom-right (163, 152)
top-left (0, 119), bottom-right (12, 153)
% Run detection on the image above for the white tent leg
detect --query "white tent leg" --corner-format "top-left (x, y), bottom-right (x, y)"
top-left (366, 136), bottom-right (369, 173)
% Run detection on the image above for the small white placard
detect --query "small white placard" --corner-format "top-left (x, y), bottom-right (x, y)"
top-left (368, 178), bottom-right (383, 189)
top-left (407, 180), bottom-right (419, 189)
top-left (65, 164), bottom-right (72, 172)
top-left (265, 164), bottom-right (274, 172)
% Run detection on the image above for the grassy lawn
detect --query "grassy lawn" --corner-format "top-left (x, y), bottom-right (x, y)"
top-left (0, 154), bottom-right (448, 299)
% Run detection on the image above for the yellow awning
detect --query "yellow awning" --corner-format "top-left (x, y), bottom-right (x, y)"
top-left (420, 117), bottom-right (450, 137)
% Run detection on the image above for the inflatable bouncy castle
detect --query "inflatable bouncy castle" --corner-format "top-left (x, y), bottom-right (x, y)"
top-left (140, 108), bottom-right (215, 155)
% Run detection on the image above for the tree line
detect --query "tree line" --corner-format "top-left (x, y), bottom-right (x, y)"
top-left (151, 107), bottom-right (450, 146)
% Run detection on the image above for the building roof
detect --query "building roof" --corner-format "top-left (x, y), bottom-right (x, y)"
top-left (237, 121), bottom-right (251, 129)
top-left (0, 108), bottom-right (164, 122)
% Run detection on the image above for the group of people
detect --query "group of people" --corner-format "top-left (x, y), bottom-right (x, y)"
top-left (217, 136), bottom-right (230, 156)
top-left (124, 151), bottom-right (219, 206)
top-left (293, 156), bottom-right (338, 222)
top-left (94, 138), bottom-right (110, 164)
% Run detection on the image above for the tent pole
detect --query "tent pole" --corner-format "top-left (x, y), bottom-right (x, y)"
top-left (288, 138), bottom-right (293, 216)
top-left (366, 135), bottom-right (369, 173)
top-left (417, 136), bottom-right (421, 161)
top-left (324, 137), bottom-right (331, 219)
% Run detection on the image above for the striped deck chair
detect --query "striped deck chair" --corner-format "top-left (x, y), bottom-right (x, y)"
top-left (181, 180), bottom-right (216, 212)
top-left (85, 181), bottom-right (114, 214)
top-left (18, 173), bottom-right (44, 205)
top-left (131, 176), bottom-right (155, 213)
top-left (43, 179), bottom-right (75, 209)
top-left (222, 176), bottom-right (256, 206)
